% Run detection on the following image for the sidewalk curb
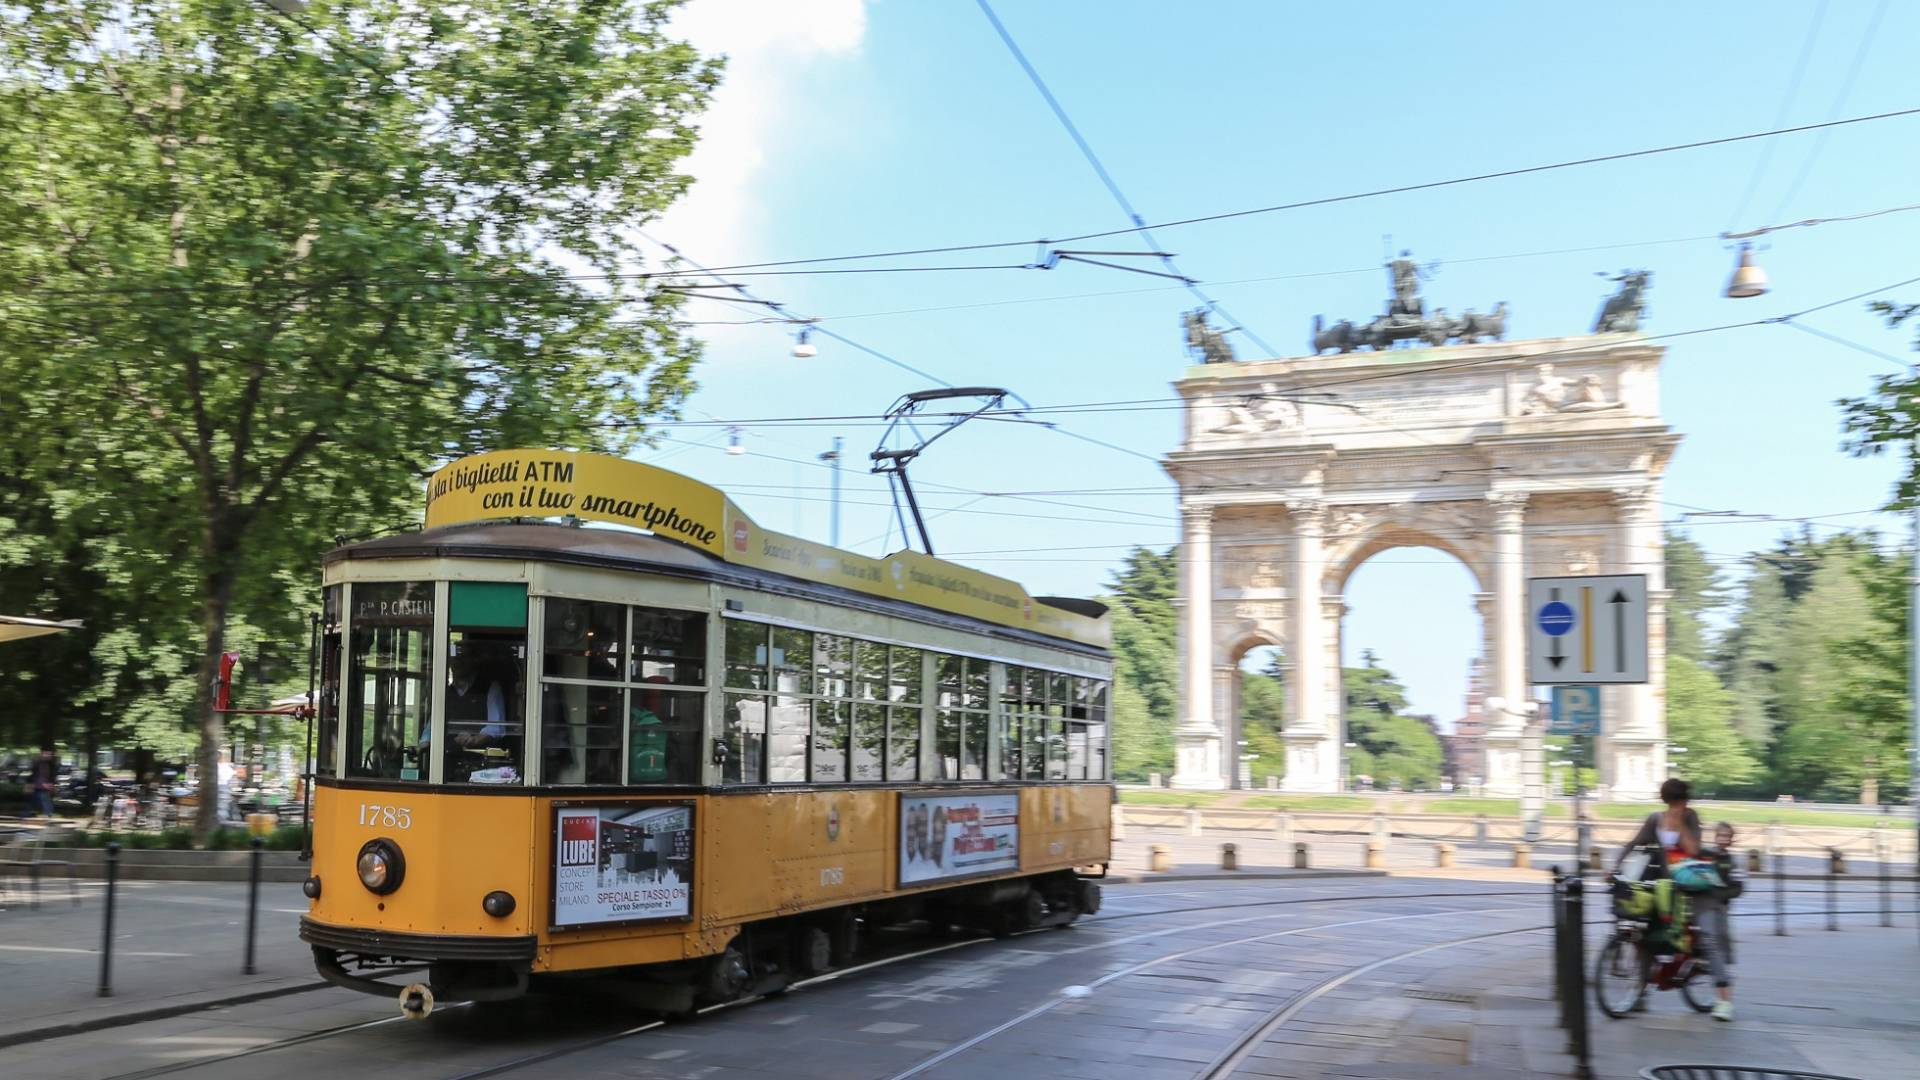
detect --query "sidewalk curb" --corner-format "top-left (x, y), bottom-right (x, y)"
top-left (1102, 869), bottom-right (1387, 884)
top-left (0, 980), bottom-right (329, 1050)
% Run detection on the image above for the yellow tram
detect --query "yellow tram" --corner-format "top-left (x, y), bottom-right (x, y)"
top-left (300, 450), bottom-right (1113, 1015)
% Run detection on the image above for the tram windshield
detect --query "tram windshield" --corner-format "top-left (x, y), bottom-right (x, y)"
top-left (345, 581), bottom-right (434, 782)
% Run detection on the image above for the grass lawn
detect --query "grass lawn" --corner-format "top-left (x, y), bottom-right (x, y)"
top-left (1240, 795), bottom-right (1378, 812)
top-left (1589, 802), bottom-right (1901, 829)
top-left (1117, 790), bottom-right (1226, 807)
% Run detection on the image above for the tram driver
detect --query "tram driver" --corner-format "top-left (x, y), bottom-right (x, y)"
top-left (433, 644), bottom-right (520, 783)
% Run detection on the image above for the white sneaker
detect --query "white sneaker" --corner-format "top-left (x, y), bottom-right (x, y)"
top-left (1711, 1000), bottom-right (1734, 1022)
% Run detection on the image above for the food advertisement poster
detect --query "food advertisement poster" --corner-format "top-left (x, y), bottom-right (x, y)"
top-left (552, 803), bottom-right (694, 928)
top-left (898, 792), bottom-right (1019, 886)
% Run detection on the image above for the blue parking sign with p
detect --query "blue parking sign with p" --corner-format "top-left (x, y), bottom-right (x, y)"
top-left (1549, 685), bottom-right (1601, 736)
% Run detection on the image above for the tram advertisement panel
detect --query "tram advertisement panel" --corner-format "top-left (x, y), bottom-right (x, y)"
top-left (898, 792), bottom-right (1018, 886)
top-left (552, 803), bottom-right (694, 927)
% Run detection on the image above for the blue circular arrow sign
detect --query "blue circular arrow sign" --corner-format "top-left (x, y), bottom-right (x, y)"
top-left (1537, 600), bottom-right (1575, 636)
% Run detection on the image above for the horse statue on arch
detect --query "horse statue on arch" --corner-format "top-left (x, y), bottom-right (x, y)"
top-left (1184, 309), bottom-right (1238, 364)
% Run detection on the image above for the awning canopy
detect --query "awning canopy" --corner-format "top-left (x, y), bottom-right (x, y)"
top-left (0, 614), bottom-right (84, 644)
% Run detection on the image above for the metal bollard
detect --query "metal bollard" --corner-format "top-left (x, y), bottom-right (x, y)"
top-left (1474, 814), bottom-right (1489, 845)
top-left (1827, 850), bottom-right (1839, 931)
top-left (1511, 842), bottom-right (1532, 869)
top-left (98, 842), bottom-right (119, 998)
top-left (1828, 847), bottom-right (1846, 875)
top-left (1774, 850), bottom-right (1787, 937)
top-left (1746, 847), bottom-right (1763, 874)
top-left (1880, 842), bottom-right (1892, 928)
top-left (1565, 876), bottom-right (1592, 1079)
top-left (1436, 842), bottom-right (1455, 869)
top-left (1184, 807), bottom-right (1202, 837)
top-left (1364, 841), bottom-right (1384, 869)
top-left (1148, 844), bottom-right (1170, 873)
top-left (244, 836), bottom-right (264, 975)
top-left (1549, 869), bottom-right (1565, 1012)
top-left (1293, 841), bottom-right (1309, 869)
top-left (1221, 843), bottom-right (1238, 871)
top-left (1586, 845), bottom-right (1603, 872)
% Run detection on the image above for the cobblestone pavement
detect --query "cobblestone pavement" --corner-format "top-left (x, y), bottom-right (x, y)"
top-left (5, 875), bottom-right (1912, 1080)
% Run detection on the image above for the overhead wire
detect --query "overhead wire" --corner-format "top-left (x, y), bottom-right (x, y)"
top-left (1723, 0), bottom-right (1830, 231)
top-left (1765, 0), bottom-right (1894, 222)
top-left (971, 0), bottom-right (1283, 359)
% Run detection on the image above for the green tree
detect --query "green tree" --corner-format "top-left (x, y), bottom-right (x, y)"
top-left (1664, 655), bottom-right (1759, 795)
top-left (1664, 531), bottom-right (1725, 663)
top-left (0, 1), bottom-right (717, 836)
top-left (1340, 652), bottom-right (1441, 788)
top-left (1105, 547), bottom-right (1178, 781)
top-left (1238, 667), bottom-right (1286, 787)
top-left (1718, 556), bottom-right (1792, 747)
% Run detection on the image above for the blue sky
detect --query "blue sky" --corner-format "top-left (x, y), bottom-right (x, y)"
top-left (645, 0), bottom-right (1919, 724)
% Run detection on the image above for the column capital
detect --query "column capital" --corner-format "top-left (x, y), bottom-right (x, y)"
top-left (1180, 502), bottom-right (1215, 530)
top-left (1485, 490), bottom-right (1527, 530)
top-left (1611, 482), bottom-right (1657, 518)
top-left (1284, 494), bottom-right (1327, 529)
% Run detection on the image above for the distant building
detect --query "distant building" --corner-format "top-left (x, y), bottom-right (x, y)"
top-left (1442, 656), bottom-right (1488, 786)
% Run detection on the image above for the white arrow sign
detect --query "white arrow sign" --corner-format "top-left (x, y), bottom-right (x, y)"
top-left (1527, 574), bottom-right (1648, 685)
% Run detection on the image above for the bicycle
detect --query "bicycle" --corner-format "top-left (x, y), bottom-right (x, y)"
top-left (1594, 875), bottom-right (1714, 1018)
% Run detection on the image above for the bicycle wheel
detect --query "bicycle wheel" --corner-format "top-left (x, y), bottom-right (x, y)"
top-left (1593, 936), bottom-right (1648, 1019)
top-left (1677, 959), bottom-right (1715, 1013)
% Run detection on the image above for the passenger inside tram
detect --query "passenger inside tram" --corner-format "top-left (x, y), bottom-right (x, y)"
top-left (439, 630), bottom-right (526, 783)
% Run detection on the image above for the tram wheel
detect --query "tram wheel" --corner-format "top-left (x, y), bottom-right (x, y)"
top-left (697, 944), bottom-right (751, 1005)
top-left (796, 926), bottom-right (833, 976)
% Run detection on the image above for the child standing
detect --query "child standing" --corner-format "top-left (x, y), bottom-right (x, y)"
top-left (1696, 821), bottom-right (1742, 1021)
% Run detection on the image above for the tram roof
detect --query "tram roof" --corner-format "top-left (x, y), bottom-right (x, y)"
top-left (329, 449), bottom-right (1110, 653)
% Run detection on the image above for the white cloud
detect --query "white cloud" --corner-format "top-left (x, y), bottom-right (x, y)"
top-left (655, 0), bottom-right (870, 265)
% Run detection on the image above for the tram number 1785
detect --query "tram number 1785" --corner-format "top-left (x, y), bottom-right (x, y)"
top-left (358, 804), bottom-right (413, 829)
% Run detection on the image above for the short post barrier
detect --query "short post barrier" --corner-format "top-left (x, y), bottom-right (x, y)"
top-left (1184, 807), bottom-right (1202, 837)
top-left (1746, 847), bottom-right (1763, 874)
top-left (1826, 849), bottom-right (1839, 931)
top-left (1364, 841), bottom-right (1384, 870)
top-left (1879, 839), bottom-right (1893, 928)
top-left (1220, 843), bottom-right (1238, 871)
top-left (1829, 846), bottom-right (1847, 875)
top-left (1292, 841), bottom-right (1309, 869)
top-left (98, 842), bottom-right (119, 998)
top-left (1774, 850), bottom-right (1787, 937)
top-left (1474, 814), bottom-right (1489, 846)
top-left (1564, 876), bottom-right (1592, 1080)
top-left (1549, 868), bottom-right (1565, 1012)
top-left (244, 836), bottom-right (264, 975)
top-left (1148, 844), bottom-right (1170, 873)
top-left (1435, 842), bottom-right (1455, 869)
top-left (1511, 842), bottom-right (1532, 869)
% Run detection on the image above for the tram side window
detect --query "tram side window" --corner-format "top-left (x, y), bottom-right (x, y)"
top-left (440, 582), bottom-right (529, 785)
top-left (316, 586), bottom-right (341, 778)
top-left (852, 703), bottom-right (886, 781)
top-left (345, 581), bottom-right (433, 782)
top-left (543, 601), bottom-right (706, 786)
top-left (725, 620), bottom-right (771, 691)
top-left (811, 701), bottom-right (849, 782)
top-left (934, 655), bottom-right (988, 780)
top-left (887, 705), bottom-right (920, 780)
top-left (723, 693), bottom-right (767, 784)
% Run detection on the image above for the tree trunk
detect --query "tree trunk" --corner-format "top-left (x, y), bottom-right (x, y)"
top-left (192, 563), bottom-right (236, 845)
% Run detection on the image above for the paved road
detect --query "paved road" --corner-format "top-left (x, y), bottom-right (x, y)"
top-left (7, 875), bottom-right (1913, 1080)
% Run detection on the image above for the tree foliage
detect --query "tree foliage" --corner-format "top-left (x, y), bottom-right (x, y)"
top-left (1105, 547), bottom-right (1178, 781)
top-left (0, 0), bottom-right (718, 834)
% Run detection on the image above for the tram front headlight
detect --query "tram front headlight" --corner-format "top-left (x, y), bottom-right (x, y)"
top-left (356, 838), bottom-right (405, 896)
top-left (482, 890), bottom-right (516, 918)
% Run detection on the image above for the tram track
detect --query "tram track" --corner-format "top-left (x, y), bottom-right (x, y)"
top-left (80, 886), bottom-right (1902, 1080)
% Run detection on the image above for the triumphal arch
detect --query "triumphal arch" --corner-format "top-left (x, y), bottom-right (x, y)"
top-left (1166, 263), bottom-right (1677, 798)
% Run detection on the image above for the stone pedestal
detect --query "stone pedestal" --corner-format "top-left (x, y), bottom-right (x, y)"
top-left (1605, 735), bottom-right (1661, 801)
top-left (1483, 734), bottom-right (1524, 797)
top-left (1281, 734), bottom-right (1339, 792)
top-left (1172, 728), bottom-right (1225, 790)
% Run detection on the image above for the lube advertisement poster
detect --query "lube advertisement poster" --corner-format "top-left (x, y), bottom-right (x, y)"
top-left (898, 792), bottom-right (1019, 886)
top-left (552, 803), bottom-right (694, 927)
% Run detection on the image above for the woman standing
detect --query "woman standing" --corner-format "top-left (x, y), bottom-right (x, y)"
top-left (1613, 778), bottom-right (1734, 1021)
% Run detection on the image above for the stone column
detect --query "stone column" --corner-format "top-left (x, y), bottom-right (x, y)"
top-left (1173, 503), bottom-right (1223, 789)
top-left (1484, 491), bottom-right (1529, 796)
top-left (1282, 496), bottom-right (1337, 792)
top-left (1609, 482), bottom-right (1664, 799)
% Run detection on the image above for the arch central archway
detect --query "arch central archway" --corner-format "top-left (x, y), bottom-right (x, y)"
top-left (1165, 334), bottom-right (1680, 798)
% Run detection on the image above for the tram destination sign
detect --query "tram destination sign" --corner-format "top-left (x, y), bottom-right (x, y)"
top-left (551, 802), bottom-right (695, 929)
top-left (899, 791), bottom-right (1019, 887)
